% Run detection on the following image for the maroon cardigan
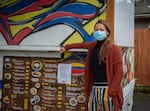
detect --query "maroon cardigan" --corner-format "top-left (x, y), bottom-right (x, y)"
top-left (64, 41), bottom-right (124, 111)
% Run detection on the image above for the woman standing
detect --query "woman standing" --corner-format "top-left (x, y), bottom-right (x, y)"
top-left (60, 20), bottom-right (123, 111)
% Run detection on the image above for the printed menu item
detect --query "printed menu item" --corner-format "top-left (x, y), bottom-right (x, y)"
top-left (31, 60), bottom-right (42, 71)
top-left (57, 64), bottom-right (72, 84)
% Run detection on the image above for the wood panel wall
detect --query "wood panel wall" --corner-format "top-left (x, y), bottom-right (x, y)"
top-left (106, 0), bottom-right (114, 40)
top-left (135, 29), bottom-right (150, 85)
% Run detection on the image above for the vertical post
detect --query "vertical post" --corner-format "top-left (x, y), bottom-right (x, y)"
top-left (106, 0), bottom-right (114, 41)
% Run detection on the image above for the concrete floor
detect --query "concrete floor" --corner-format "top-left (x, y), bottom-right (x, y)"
top-left (132, 93), bottom-right (150, 111)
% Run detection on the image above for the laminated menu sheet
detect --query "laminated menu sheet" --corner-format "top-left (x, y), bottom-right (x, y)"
top-left (2, 56), bottom-right (87, 111)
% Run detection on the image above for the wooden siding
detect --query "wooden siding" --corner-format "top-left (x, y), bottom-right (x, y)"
top-left (106, 0), bottom-right (114, 41)
top-left (135, 29), bottom-right (150, 85)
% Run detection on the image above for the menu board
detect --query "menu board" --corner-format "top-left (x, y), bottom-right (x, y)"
top-left (2, 56), bottom-right (87, 111)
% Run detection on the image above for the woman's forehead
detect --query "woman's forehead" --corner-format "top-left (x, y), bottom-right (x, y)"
top-left (94, 23), bottom-right (106, 29)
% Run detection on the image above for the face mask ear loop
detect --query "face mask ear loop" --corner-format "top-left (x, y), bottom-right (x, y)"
top-left (106, 32), bottom-right (109, 36)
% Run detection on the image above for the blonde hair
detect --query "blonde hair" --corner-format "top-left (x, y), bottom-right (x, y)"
top-left (94, 20), bottom-right (113, 64)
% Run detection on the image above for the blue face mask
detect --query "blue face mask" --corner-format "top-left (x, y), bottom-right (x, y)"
top-left (93, 30), bottom-right (107, 41)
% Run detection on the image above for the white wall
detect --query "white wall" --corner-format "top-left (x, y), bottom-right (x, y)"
top-left (114, 0), bottom-right (135, 47)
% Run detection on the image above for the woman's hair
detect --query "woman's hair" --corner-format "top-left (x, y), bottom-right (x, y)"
top-left (95, 20), bottom-right (113, 64)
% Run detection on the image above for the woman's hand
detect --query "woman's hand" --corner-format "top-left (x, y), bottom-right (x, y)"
top-left (60, 47), bottom-right (66, 54)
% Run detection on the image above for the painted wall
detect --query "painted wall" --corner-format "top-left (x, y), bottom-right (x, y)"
top-left (0, 0), bottom-right (106, 49)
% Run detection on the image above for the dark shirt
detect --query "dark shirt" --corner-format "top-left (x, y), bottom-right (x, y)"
top-left (90, 40), bottom-right (107, 84)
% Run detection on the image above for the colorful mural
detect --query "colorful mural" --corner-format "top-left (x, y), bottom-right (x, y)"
top-left (0, 0), bottom-right (106, 46)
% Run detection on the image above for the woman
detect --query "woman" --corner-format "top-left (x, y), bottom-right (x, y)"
top-left (60, 20), bottom-right (123, 111)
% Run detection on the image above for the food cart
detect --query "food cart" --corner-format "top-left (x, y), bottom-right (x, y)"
top-left (0, 0), bottom-right (135, 110)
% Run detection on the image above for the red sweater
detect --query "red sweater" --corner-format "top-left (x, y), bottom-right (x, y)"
top-left (64, 41), bottom-right (124, 111)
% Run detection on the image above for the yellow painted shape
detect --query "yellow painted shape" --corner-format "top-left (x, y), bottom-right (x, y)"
top-left (0, 0), bottom-right (18, 8)
top-left (8, 0), bottom-right (60, 22)
top-left (10, 19), bottom-right (38, 38)
top-left (63, 32), bottom-right (84, 45)
top-left (71, 62), bottom-right (85, 67)
top-left (64, 51), bottom-right (73, 59)
top-left (8, 7), bottom-right (49, 22)
top-left (98, 11), bottom-right (106, 20)
top-left (84, 11), bottom-right (106, 35)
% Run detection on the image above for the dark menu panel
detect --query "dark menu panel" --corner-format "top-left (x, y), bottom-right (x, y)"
top-left (2, 56), bottom-right (87, 111)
